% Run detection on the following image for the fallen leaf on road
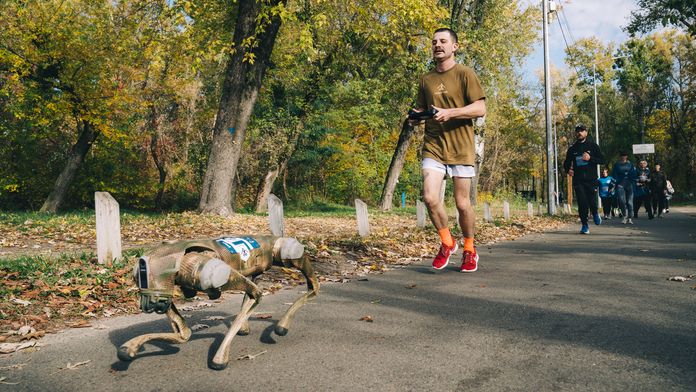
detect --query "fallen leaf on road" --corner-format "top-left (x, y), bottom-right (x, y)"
top-left (69, 321), bottom-right (92, 328)
top-left (190, 324), bottom-right (209, 331)
top-left (201, 316), bottom-right (226, 321)
top-left (0, 341), bottom-right (36, 354)
top-left (370, 299), bottom-right (381, 304)
top-left (237, 350), bottom-right (267, 360)
top-left (179, 302), bottom-right (214, 311)
top-left (668, 276), bottom-right (692, 282)
top-left (0, 377), bottom-right (20, 385)
top-left (50, 360), bottom-right (91, 375)
top-left (359, 315), bottom-right (374, 322)
top-left (639, 249), bottom-right (649, 253)
top-left (252, 313), bottom-right (273, 319)
top-left (0, 362), bottom-right (29, 371)
top-left (405, 284), bottom-right (417, 289)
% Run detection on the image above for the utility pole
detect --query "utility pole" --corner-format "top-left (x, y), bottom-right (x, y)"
top-left (543, 0), bottom-right (556, 215)
top-left (553, 120), bottom-right (559, 207)
top-left (593, 63), bottom-right (601, 206)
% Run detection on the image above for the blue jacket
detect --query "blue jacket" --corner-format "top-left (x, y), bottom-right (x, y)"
top-left (598, 176), bottom-right (615, 198)
top-left (611, 161), bottom-right (636, 188)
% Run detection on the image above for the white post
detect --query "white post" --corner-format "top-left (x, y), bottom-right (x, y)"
top-left (95, 192), bottom-right (122, 265)
top-left (416, 200), bottom-right (426, 228)
top-left (503, 201), bottom-right (510, 220)
top-left (483, 202), bottom-right (493, 222)
top-left (527, 202), bottom-right (534, 217)
top-left (538, 203), bottom-right (544, 216)
top-left (355, 199), bottom-right (370, 237)
top-left (268, 194), bottom-right (285, 237)
top-left (564, 203), bottom-right (572, 215)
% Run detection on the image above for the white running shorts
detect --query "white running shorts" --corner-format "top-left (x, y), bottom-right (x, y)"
top-left (422, 158), bottom-right (475, 178)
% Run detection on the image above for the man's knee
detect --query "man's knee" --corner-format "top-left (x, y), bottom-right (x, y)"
top-left (422, 193), bottom-right (441, 209)
top-left (455, 197), bottom-right (471, 212)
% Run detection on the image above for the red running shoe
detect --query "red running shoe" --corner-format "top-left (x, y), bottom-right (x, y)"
top-left (460, 248), bottom-right (479, 273)
top-left (432, 243), bottom-right (458, 270)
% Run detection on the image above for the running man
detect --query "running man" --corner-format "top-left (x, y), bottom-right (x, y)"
top-left (410, 28), bottom-right (486, 272)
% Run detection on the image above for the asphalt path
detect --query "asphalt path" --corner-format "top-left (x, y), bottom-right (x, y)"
top-left (2, 207), bottom-right (695, 391)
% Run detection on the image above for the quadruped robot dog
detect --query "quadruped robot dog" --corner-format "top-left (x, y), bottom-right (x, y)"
top-left (117, 235), bottom-right (319, 370)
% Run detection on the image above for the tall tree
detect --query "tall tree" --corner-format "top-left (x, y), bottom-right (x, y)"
top-left (626, 0), bottom-right (695, 36)
top-left (0, 0), bottom-right (153, 212)
top-left (198, 0), bottom-right (286, 216)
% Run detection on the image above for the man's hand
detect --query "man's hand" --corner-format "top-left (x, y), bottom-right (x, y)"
top-left (431, 105), bottom-right (453, 122)
top-left (582, 152), bottom-right (591, 161)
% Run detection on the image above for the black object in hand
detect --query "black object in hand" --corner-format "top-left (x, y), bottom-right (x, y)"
top-left (408, 108), bottom-right (438, 120)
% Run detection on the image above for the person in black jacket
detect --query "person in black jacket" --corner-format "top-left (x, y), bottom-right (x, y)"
top-left (563, 124), bottom-right (604, 234)
top-left (649, 163), bottom-right (667, 217)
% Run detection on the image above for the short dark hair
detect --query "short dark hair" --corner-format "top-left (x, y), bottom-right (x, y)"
top-left (575, 124), bottom-right (587, 131)
top-left (434, 28), bottom-right (458, 43)
top-left (619, 150), bottom-right (628, 156)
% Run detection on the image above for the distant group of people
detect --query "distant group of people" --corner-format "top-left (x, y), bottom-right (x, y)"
top-left (563, 124), bottom-right (674, 234)
top-left (599, 155), bottom-right (673, 223)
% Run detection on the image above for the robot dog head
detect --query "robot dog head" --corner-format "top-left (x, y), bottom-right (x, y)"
top-left (134, 255), bottom-right (176, 314)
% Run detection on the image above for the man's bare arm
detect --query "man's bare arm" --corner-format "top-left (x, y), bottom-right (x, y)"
top-left (432, 99), bottom-right (486, 122)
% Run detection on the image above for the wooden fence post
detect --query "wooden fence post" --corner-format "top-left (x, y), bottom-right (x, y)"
top-left (527, 202), bottom-right (534, 217)
top-left (503, 201), bottom-right (510, 220)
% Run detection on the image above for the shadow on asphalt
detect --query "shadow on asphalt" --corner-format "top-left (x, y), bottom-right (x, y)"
top-left (108, 307), bottom-right (281, 371)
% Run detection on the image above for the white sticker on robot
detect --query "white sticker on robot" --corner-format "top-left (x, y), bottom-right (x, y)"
top-left (216, 237), bottom-right (260, 262)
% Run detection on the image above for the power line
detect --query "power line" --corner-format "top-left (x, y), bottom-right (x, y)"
top-left (559, 5), bottom-right (576, 44)
top-left (555, 13), bottom-right (581, 77)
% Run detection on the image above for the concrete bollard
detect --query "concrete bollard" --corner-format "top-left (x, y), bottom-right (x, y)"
top-left (95, 192), bottom-right (122, 265)
top-left (483, 202), bottom-right (493, 222)
top-left (268, 194), bottom-right (285, 237)
top-left (416, 200), bottom-right (426, 228)
top-left (355, 199), bottom-right (370, 237)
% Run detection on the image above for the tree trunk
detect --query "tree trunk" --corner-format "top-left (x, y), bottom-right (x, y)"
top-left (150, 130), bottom-right (167, 211)
top-left (379, 119), bottom-right (417, 210)
top-left (254, 160), bottom-right (289, 213)
top-left (198, 0), bottom-right (285, 216)
top-left (254, 124), bottom-right (301, 213)
top-left (40, 120), bottom-right (99, 213)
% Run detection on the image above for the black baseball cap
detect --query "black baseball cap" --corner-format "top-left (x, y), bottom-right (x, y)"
top-left (575, 124), bottom-right (587, 131)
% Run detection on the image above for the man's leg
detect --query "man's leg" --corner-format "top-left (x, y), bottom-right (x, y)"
top-left (422, 167), bottom-right (456, 269)
top-left (626, 187), bottom-right (634, 222)
top-left (422, 168), bottom-right (448, 231)
top-left (617, 186), bottom-right (627, 219)
top-left (574, 184), bottom-right (590, 227)
top-left (453, 176), bottom-right (478, 272)
top-left (645, 193), bottom-right (654, 218)
top-left (453, 177), bottom-right (474, 240)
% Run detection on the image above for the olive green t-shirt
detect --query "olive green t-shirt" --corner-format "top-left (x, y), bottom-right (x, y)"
top-left (416, 63), bottom-right (485, 165)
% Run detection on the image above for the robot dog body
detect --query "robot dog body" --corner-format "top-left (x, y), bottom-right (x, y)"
top-left (118, 235), bottom-right (318, 370)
